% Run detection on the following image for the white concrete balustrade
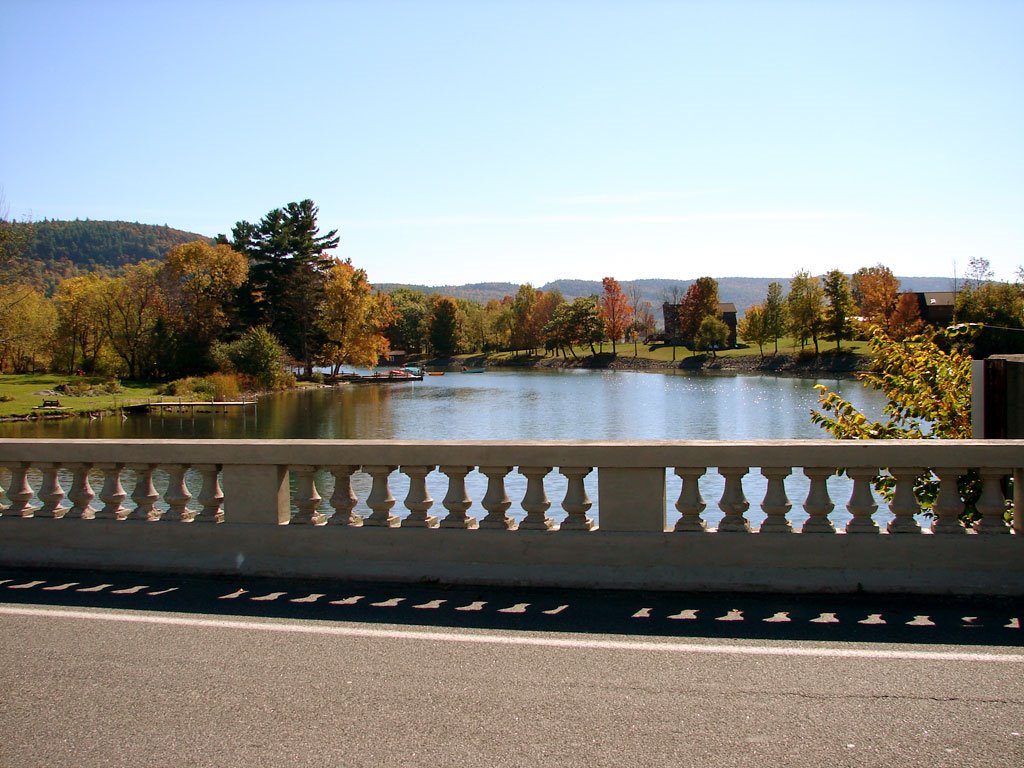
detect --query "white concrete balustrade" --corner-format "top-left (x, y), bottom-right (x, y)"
top-left (0, 439), bottom-right (1021, 594)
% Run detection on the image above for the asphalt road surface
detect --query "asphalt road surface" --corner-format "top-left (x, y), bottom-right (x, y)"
top-left (0, 566), bottom-right (1021, 768)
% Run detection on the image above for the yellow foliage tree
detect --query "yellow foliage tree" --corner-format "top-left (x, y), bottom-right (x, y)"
top-left (317, 259), bottom-right (394, 373)
top-left (53, 274), bottom-right (109, 374)
top-left (0, 286), bottom-right (56, 372)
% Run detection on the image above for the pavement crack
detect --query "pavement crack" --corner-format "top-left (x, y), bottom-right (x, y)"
top-left (730, 689), bottom-right (1024, 707)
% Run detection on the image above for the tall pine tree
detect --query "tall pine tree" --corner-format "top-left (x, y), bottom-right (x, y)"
top-left (224, 200), bottom-right (339, 375)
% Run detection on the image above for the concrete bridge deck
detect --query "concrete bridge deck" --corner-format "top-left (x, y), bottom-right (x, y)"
top-left (1, 567), bottom-right (1021, 767)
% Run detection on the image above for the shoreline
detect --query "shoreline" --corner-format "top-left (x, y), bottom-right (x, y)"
top-left (0, 355), bottom-right (867, 422)
top-left (460, 351), bottom-right (869, 379)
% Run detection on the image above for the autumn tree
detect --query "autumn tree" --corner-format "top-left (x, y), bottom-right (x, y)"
top-left (533, 289), bottom-right (564, 352)
top-left (626, 284), bottom-right (656, 356)
top-left (738, 304), bottom-right (769, 357)
top-left (786, 270), bottom-right (824, 353)
top-left (625, 283), bottom-right (647, 355)
top-left (677, 277), bottom-right (719, 343)
top-left (889, 293), bottom-right (924, 340)
top-left (317, 259), bottom-right (393, 373)
top-left (0, 193), bottom-right (41, 347)
top-left (99, 262), bottom-right (164, 379)
top-left (509, 284), bottom-right (541, 354)
top-left (761, 281), bottom-right (786, 354)
top-left (161, 240), bottom-right (248, 333)
top-left (490, 297), bottom-right (515, 352)
top-left (852, 264), bottom-right (900, 332)
top-left (599, 277), bottom-right (630, 353)
top-left (460, 300), bottom-right (489, 354)
top-left (0, 287), bottom-right (55, 373)
top-left (157, 240), bottom-right (248, 376)
top-left (822, 269), bottom-right (855, 351)
top-left (53, 274), bottom-right (108, 374)
top-left (0, 190), bottom-right (33, 287)
top-left (226, 200), bottom-right (339, 375)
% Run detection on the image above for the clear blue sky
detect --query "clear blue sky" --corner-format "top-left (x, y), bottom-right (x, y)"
top-left (2, 0), bottom-right (1022, 286)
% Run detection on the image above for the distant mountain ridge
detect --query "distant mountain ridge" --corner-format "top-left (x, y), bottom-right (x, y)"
top-left (13, 220), bottom-right (957, 312)
top-left (377, 276), bottom-right (958, 315)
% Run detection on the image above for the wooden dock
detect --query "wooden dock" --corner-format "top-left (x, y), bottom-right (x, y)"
top-left (122, 400), bottom-right (258, 415)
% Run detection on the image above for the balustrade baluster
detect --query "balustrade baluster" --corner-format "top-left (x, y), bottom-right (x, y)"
top-left (327, 465), bottom-right (362, 526)
top-left (37, 463), bottom-right (66, 518)
top-left (65, 463), bottom-right (96, 519)
top-left (802, 468), bottom-right (835, 534)
top-left (479, 466), bottom-right (515, 530)
top-left (2, 463), bottom-right (36, 518)
top-left (716, 467), bottom-right (750, 533)
top-left (518, 466), bottom-right (553, 531)
top-left (95, 463), bottom-right (127, 520)
top-left (127, 464), bottom-right (159, 521)
top-left (439, 465), bottom-right (477, 529)
top-left (886, 468), bottom-right (924, 533)
top-left (363, 465), bottom-right (399, 527)
top-left (673, 468), bottom-right (707, 532)
top-left (559, 467), bottom-right (594, 531)
top-left (931, 467), bottom-right (967, 534)
top-left (758, 467), bottom-right (792, 533)
top-left (974, 469), bottom-right (1011, 534)
top-left (162, 465), bottom-right (193, 522)
top-left (193, 465), bottom-right (224, 523)
top-left (844, 468), bottom-right (880, 534)
top-left (401, 465), bottom-right (437, 528)
top-left (291, 465), bottom-right (326, 524)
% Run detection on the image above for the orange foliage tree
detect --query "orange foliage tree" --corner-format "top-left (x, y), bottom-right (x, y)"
top-left (317, 258), bottom-right (394, 374)
top-left (599, 277), bottom-right (630, 353)
top-left (851, 264), bottom-right (900, 332)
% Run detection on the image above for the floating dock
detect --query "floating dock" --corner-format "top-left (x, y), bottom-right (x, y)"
top-left (122, 400), bottom-right (258, 415)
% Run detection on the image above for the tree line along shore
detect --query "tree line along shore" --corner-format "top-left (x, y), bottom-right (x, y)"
top-left (1, 198), bottom-right (1020, 410)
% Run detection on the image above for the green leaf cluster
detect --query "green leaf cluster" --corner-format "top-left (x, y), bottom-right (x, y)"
top-left (811, 323), bottom-right (975, 440)
top-left (811, 323), bottom-right (998, 525)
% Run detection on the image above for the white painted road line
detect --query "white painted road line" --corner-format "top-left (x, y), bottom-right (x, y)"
top-left (2, 604), bottom-right (1022, 663)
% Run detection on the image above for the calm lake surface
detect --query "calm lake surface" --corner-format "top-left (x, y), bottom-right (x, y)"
top-left (1, 369), bottom-right (897, 529)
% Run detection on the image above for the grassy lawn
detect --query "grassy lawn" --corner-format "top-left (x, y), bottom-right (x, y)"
top-left (459, 337), bottom-right (871, 365)
top-left (0, 374), bottom-right (164, 419)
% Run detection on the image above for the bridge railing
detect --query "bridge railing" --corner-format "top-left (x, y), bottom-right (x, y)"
top-left (1, 439), bottom-right (1020, 533)
top-left (0, 439), bottom-right (1021, 594)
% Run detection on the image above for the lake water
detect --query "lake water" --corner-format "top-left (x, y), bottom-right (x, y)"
top-left (0, 369), bottom-right (897, 529)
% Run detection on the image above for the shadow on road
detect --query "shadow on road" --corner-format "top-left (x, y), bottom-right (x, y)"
top-left (1, 566), bottom-right (1020, 647)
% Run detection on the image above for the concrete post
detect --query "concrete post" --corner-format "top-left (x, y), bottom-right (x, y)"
top-left (598, 467), bottom-right (665, 532)
top-left (221, 464), bottom-right (290, 525)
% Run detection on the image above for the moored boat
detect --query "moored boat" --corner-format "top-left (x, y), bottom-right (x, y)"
top-left (351, 369), bottom-right (424, 383)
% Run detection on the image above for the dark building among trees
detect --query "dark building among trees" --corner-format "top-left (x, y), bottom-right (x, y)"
top-left (912, 291), bottom-right (957, 327)
top-left (662, 301), bottom-right (738, 348)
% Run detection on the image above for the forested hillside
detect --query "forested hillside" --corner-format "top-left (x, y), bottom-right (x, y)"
top-left (14, 220), bottom-right (210, 294)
